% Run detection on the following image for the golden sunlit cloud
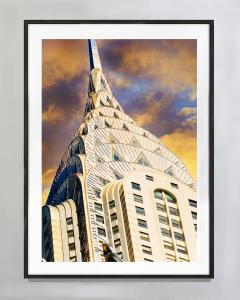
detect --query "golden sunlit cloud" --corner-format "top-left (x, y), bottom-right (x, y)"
top-left (42, 188), bottom-right (50, 206)
top-left (118, 40), bottom-right (197, 100)
top-left (42, 168), bottom-right (55, 205)
top-left (161, 130), bottom-right (197, 180)
top-left (43, 104), bottom-right (64, 124)
top-left (177, 107), bottom-right (197, 117)
top-left (42, 168), bottom-right (56, 185)
top-left (133, 101), bottom-right (161, 127)
top-left (42, 40), bottom-right (87, 88)
top-left (182, 114), bottom-right (197, 128)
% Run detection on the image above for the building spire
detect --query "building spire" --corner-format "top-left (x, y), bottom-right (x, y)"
top-left (88, 39), bottom-right (102, 71)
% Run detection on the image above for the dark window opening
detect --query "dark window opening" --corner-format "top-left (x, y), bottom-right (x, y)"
top-left (137, 219), bottom-right (148, 228)
top-left (97, 227), bottom-right (106, 237)
top-left (131, 182), bottom-right (141, 190)
top-left (170, 182), bottom-right (178, 189)
top-left (66, 217), bottom-right (73, 225)
top-left (146, 175), bottom-right (154, 181)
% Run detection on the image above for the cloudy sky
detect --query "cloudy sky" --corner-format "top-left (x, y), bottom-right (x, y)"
top-left (42, 39), bottom-right (197, 205)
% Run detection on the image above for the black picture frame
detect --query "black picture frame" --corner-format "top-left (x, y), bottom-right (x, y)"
top-left (24, 20), bottom-right (214, 278)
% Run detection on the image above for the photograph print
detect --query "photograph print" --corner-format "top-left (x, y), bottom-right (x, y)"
top-left (25, 21), bottom-right (214, 277)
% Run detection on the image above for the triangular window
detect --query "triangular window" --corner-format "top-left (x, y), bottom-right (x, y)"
top-left (95, 154), bottom-right (104, 164)
top-left (96, 176), bottom-right (110, 186)
top-left (122, 124), bottom-right (129, 131)
top-left (94, 137), bottom-right (103, 147)
top-left (113, 150), bottom-right (123, 162)
top-left (130, 136), bottom-right (141, 147)
top-left (106, 96), bottom-right (113, 107)
top-left (116, 105), bottom-right (121, 111)
top-left (105, 121), bottom-right (111, 128)
top-left (101, 77), bottom-right (106, 89)
top-left (154, 147), bottom-right (162, 156)
top-left (113, 170), bottom-right (124, 180)
top-left (114, 112), bottom-right (119, 119)
top-left (94, 125), bottom-right (98, 130)
top-left (109, 133), bottom-right (119, 144)
top-left (164, 166), bottom-right (175, 177)
top-left (135, 152), bottom-right (151, 167)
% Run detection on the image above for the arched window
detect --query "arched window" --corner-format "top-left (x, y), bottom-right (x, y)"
top-left (154, 189), bottom-right (177, 204)
top-left (165, 191), bottom-right (176, 203)
top-left (154, 189), bottom-right (163, 200)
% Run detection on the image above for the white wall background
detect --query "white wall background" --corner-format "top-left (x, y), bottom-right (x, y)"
top-left (0, 0), bottom-right (239, 299)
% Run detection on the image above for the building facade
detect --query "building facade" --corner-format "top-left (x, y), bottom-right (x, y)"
top-left (42, 200), bottom-right (81, 262)
top-left (42, 39), bottom-right (197, 262)
top-left (102, 170), bottom-right (197, 262)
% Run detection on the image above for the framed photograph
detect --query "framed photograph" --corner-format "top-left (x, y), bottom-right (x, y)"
top-left (24, 20), bottom-right (214, 278)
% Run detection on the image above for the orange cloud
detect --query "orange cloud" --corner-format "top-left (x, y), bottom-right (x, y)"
top-left (182, 114), bottom-right (197, 128)
top-left (42, 168), bottom-right (56, 185)
top-left (42, 188), bottom-right (50, 206)
top-left (42, 168), bottom-right (56, 205)
top-left (42, 104), bottom-right (64, 124)
top-left (161, 130), bottom-right (197, 180)
top-left (118, 40), bottom-right (196, 100)
top-left (42, 40), bottom-right (87, 88)
top-left (177, 107), bottom-right (197, 117)
top-left (133, 100), bottom-right (161, 127)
